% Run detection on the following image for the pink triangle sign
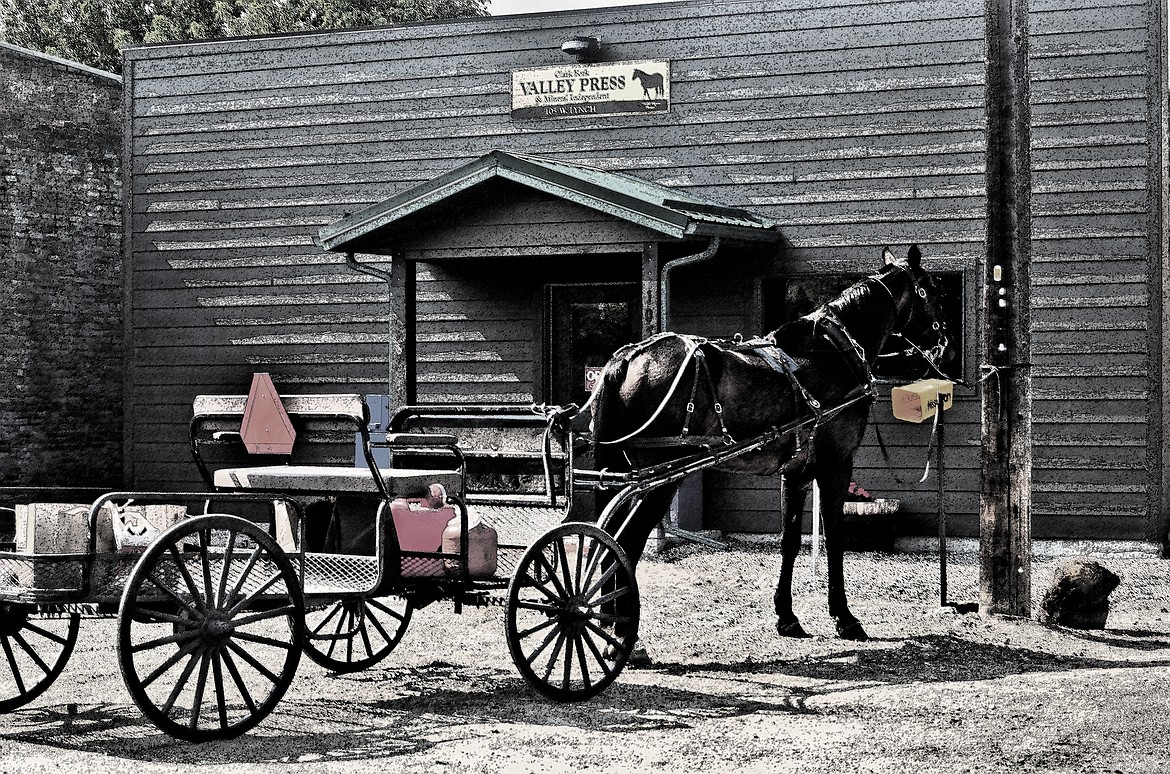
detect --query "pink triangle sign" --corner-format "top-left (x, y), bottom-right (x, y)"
top-left (240, 373), bottom-right (296, 455)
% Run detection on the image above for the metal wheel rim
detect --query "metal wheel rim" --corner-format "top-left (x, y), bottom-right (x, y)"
top-left (505, 523), bottom-right (639, 701)
top-left (302, 595), bottom-right (412, 673)
top-left (0, 604), bottom-right (79, 713)
top-left (117, 515), bottom-right (304, 742)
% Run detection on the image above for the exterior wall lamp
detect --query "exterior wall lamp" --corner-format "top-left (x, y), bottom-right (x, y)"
top-left (561, 36), bottom-right (602, 61)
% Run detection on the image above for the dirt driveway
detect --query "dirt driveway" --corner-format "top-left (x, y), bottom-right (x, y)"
top-left (2, 543), bottom-right (1169, 774)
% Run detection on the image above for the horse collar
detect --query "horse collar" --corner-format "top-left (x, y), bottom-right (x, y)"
top-left (814, 310), bottom-right (877, 398)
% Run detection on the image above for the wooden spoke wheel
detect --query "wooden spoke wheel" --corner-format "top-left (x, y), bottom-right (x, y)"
top-left (505, 523), bottom-right (639, 701)
top-left (0, 604), bottom-right (78, 712)
top-left (302, 595), bottom-right (412, 673)
top-left (117, 515), bottom-right (304, 742)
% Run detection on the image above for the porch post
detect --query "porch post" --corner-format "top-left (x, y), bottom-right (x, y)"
top-left (641, 242), bottom-right (661, 337)
top-left (389, 255), bottom-right (414, 408)
top-left (981, 0), bottom-right (1033, 616)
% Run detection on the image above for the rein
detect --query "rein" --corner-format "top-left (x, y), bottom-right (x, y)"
top-left (830, 267), bottom-right (952, 485)
top-left (594, 334), bottom-right (704, 446)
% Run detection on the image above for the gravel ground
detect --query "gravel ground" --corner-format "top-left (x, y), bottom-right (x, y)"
top-left (2, 541), bottom-right (1169, 773)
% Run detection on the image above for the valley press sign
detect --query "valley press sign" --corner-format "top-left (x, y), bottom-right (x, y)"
top-left (511, 60), bottom-right (670, 120)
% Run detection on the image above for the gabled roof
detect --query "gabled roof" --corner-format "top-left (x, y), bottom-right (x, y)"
top-left (317, 150), bottom-right (779, 253)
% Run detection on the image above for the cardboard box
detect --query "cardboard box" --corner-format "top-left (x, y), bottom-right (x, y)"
top-left (891, 379), bottom-right (954, 423)
top-left (14, 502), bottom-right (114, 555)
top-left (111, 504), bottom-right (188, 553)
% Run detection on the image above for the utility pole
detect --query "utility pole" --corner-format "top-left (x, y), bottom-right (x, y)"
top-left (981, 0), bottom-right (1033, 616)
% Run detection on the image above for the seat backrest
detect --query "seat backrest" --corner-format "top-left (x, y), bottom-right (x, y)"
top-left (191, 393), bottom-right (371, 485)
top-left (192, 393), bottom-right (367, 422)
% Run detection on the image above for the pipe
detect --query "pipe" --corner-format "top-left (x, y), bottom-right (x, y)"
top-left (659, 237), bottom-right (720, 332)
top-left (344, 251), bottom-right (395, 396)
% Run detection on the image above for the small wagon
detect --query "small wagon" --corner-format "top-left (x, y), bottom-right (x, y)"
top-left (0, 392), bottom-right (642, 741)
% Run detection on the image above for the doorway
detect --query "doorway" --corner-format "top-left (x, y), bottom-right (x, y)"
top-left (544, 283), bottom-right (641, 406)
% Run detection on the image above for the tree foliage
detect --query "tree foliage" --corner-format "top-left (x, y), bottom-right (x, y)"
top-left (0, 0), bottom-right (488, 73)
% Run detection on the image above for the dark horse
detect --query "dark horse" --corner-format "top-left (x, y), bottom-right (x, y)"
top-left (590, 245), bottom-right (950, 641)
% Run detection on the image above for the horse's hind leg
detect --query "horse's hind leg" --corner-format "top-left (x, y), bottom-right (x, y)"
top-left (774, 476), bottom-right (810, 638)
top-left (817, 463), bottom-right (869, 641)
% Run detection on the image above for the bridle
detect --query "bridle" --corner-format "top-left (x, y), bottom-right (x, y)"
top-left (871, 263), bottom-right (949, 371)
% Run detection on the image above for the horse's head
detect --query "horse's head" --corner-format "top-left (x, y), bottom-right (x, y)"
top-left (875, 244), bottom-right (952, 377)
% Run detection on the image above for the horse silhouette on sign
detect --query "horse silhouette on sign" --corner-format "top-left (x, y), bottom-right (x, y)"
top-left (631, 69), bottom-right (664, 100)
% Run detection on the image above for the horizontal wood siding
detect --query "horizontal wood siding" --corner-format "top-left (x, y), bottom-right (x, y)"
top-left (1028, 0), bottom-right (1159, 540)
top-left (124, 0), bottom-right (1163, 543)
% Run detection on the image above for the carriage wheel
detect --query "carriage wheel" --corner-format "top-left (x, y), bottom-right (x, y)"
top-left (302, 595), bottom-right (412, 673)
top-left (117, 515), bottom-right (304, 742)
top-left (0, 604), bottom-right (78, 712)
top-left (505, 523), bottom-right (639, 701)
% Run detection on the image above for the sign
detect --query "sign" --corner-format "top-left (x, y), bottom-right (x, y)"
top-left (584, 366), bottom-right (603, 395)
top-left (512, 60), bottom-right (669, 120)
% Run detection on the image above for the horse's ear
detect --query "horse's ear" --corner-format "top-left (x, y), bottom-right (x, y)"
top-left (882, 246), bottom-right (896, 265)
top-left (907, 244), bottom-right (922, 269)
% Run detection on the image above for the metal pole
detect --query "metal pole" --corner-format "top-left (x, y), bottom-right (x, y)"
top-left (937, 404), bottom-right (947, 607)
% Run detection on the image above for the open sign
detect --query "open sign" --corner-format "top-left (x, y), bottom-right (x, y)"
top-left (585, 367), bottom-right (604, 394)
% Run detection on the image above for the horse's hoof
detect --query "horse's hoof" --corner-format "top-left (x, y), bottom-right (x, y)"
top-left (836, 620), bottom-right (869, 641)
top-left (776, 619), bottom-right (810, 638)
top-left (627, 643), bottom-right (653, 668)
top-left (607, 640), bottom-right (652, 667)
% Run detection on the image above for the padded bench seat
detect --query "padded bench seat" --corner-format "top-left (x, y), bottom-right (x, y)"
top-left (213, 465), bottom-right (462, 497)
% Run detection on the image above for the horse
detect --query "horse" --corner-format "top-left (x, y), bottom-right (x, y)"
top-left (631, 69), bottom-right (664, 100)
top-left (589, 244), bottom-right (950, 642)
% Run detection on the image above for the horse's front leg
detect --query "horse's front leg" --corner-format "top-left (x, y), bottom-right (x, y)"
top-left (816, 463), bottom-right (869, 641)
top-left (774, 476), bottom-right (810, 637)
top-left (601, 483), bottom-right (680, 665)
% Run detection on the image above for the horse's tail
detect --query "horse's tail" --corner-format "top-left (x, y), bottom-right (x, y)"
top-left (590, 352), bottom-right (632, 473)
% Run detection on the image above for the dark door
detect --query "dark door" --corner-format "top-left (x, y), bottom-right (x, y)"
top-left (545, 283), bottom-right (641, 406)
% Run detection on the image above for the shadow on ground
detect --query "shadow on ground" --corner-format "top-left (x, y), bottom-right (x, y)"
top-left (4, 629), bottom-right (1168, 764)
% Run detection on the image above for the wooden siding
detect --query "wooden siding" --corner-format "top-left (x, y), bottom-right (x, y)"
top-left (412, 251), bottom-right (641, 404)
top-left (1028, 0), bottom-right (1161, 540)
top-left (123, 0), bottom-right (1164, 543)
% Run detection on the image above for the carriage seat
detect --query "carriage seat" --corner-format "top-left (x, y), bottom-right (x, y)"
top-left (191, 392), bottom-right (465, 500)
top-left (210, 463), bottom-right (461, 496)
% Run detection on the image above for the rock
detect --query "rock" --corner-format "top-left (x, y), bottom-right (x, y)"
top-left (1037, 557), bottom-right (1120, 629)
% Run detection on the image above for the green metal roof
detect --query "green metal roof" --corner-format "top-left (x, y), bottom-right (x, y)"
top-left (317, 150), bottom-right (780, 253)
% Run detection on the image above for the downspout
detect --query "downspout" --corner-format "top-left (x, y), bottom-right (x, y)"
top-left (344, 251), bottom-right (395, 394)
top-left (659, 237), bottom-right (720, 332)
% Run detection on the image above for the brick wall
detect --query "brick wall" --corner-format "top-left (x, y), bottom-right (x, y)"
top-left (0, 44), bottom-right (123, 488)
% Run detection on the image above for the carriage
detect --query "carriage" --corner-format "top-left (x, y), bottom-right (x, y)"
top-left (0, 245), bottom-right (949, 742)
top-left (0, 392), bottom-right (649, 742)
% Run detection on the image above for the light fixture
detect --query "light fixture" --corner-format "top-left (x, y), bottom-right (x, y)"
top-left (561, 36), bottom-right (602, 61)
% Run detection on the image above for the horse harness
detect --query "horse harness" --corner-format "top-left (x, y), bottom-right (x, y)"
top-left (623, 321), bottom-right (878, 476)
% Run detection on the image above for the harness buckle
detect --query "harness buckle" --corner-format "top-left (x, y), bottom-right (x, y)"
top-left (713, 403), bottom-right (724, 415)
top-left (686, 402), bottom-right (695, 414)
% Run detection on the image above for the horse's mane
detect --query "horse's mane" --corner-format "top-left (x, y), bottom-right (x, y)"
top-left (825, 276), bottom-right (882, 317)
top-left (769, 268), bottom-right (894, 354)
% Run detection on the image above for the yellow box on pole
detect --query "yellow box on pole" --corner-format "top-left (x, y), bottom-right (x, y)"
top-left (891, 379), bottom-right (954, 423)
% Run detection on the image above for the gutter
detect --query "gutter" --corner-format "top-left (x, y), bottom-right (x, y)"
top-left (659, 237), bottom-right (721, 331)
top-left (345, 251), bottom-right (395, 394)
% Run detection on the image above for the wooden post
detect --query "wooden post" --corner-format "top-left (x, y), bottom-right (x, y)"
top-left (641, 242), bottom-right (661, 337)
top-left (390, 255), bottom-right (414, 408)
top-left (981, 0), bottom-right (1033, 616)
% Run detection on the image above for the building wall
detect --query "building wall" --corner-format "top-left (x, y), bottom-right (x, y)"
top-left (1027, 0), bottom-right (1163, 540)
top-left (0, 44), bottom-right (123, 489)
top-left (122, 0), bottom-right (1165, 543)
